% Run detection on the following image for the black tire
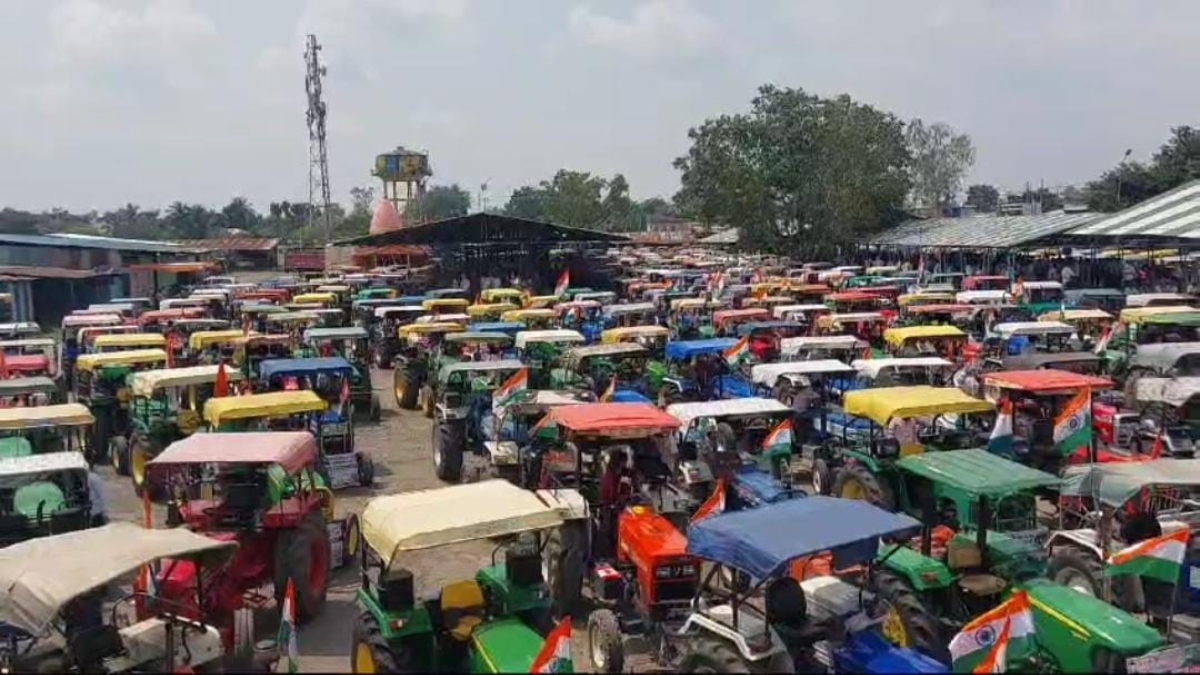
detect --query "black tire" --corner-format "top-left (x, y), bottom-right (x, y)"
top-left (356, 453), bottom-right (376, 487)
top-left (274, 511), bottom-right (331, 624)
top-left (873, 569), bottom-right (946, 663)
top-left (90, 409), bottom-right (112, 464)
top-left (545, 521), bottom-right (587, 619)
top-left (351, 612), bottom-right (408, 674)
top-left (1047, 544), bottom-right (1104, 598)
top-left (1092, 647), bottom-right (1128, 675)
top-left (659, 383), bottom-right (683, 407)
top-left (110, 435), bottom-right (130, 476)
top-left (432, 422), bottom-right (465, 482)
top-left (811, 458), bottom-right (833, 496)
top-left (421, 385), bottom-right (435, 419)
top-left (679, 638), bottom-right (752, 674)
top-left (833, 463), bottom-right (897, 511)
top-left (714, 422), bottom-right (737, 455)
top-left (587, 609), bottom-right (625, 674)
top-left (369, 396), bottom-right (382, 423)
top-left (394, 367), bottom-right (419, 410)
top-left (342, 515), bottom-right (361, 567)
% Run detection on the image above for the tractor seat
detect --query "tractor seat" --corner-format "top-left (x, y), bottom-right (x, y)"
top-left (946, 539), bottom-right (1007, 596)
top-left (439, 580), bottom-right (486, 641)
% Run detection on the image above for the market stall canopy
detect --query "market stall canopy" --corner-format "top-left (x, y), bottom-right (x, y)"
top-left (335, 212), bottom-right (630, 246)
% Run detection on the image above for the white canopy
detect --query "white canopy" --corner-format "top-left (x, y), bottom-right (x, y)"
top-left (751, 360), bottom-right (855, 386)
top-left (781, 335), bottom-right (864, 355)
top-left (1126, 293), bottom-right (1196, 308)
top-left (956, 290), bottom-right (1008, 304)
top-left (772, 304), bottom-right (827, 319)
top-left (0, 451), bottom-right (88, 478)
top-left (514, 330), bottom-right (586, 349)
top-left (851, 357), bottom-right (954, 378)
top-left (666, 397), bottom-right (791, 429)
top-left (993, 321), bottom-right (1074, 337)
top-left (0, 523), bottom-right (236, 635)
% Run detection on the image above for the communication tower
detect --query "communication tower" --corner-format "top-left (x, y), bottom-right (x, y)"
top-left (304, 34), bottom-right (332, 243)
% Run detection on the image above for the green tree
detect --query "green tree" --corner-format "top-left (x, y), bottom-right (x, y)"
top-left (407, 184), bottom-right (471, 223)
top-left (104, 203), bottom-right (163, 239)
top-left (541, 170), bottom-right (608, 228)
top-left (906, 118), bottom-right (975, 215)
top-left (220, 197), bottom-right (260, 233)
top-left (965, 184), bottom-right (1000, 213)
top-left (674, 85), bottom-right (910, 255)
top-left (1084, 127), bottom-right (1200, 212)
top-left (504, 186), bottom-right (549, 220)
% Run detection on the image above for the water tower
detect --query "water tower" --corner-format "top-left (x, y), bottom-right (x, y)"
top-left (372, 146), bottom-right (431, 220)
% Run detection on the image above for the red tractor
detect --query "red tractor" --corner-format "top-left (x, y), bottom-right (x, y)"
top-left (143, 431), bottom-right (360, 668)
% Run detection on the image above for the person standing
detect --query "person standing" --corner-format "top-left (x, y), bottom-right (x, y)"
top-left (88, 468), bottom-right (108, 527)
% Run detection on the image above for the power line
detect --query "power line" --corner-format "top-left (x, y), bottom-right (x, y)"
top-left (304, 34), bottom-right (332, 245)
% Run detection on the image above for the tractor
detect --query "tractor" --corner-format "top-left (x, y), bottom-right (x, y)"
top-left (428, 359), bottom-right (527, 483)
top-left (551, 343), bottom-right (654, 404)
top-left (72, 349), bottom-right (169, 464)
top-left (392, 322), bottom-right (464, 413)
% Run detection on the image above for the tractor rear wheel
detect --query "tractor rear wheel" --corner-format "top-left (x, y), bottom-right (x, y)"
top-left (873, 569), bottom-right (946, 663)
top-left (110, 436), bottom-right (130, 476)
top-left (393, 367), bottom-right (418, 410)
top-left (275, 511), bottom-right (331, 624)
top-left (833, 464), bottom-right (896, 511)
top-left (1048, 544), bottom-right (1109, 600)
top-left (432, 422), bottom-right (465, 482)
top-left (544, 521), bottom-right (587, 619)
top-left (587, 609), bottom-right (625, 674)
top-left (679, 637), bottom-right (758, 673)
top-left (811, 458), bottom-right (833, 495)
top-left (356, 453), bottom-right (376, 487)
top-left (352, 612), bottom-right (411, 673)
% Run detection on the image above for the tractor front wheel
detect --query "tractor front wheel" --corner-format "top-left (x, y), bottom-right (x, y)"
top-left (275, 511), bottom-right (331, 624)
top-left (393, 367), bottom-right (419, 410)
top-left (351, 612), bottom-right (411, 674)
top-left (832, 464), bottom-right (897, 511)
top-left (544, 521), bottom-right (587, 620)
top-left (420, 385), bottom-right (435, 419)
top-left (432, 422), bottom-right (465, 482)
top-left (811, 458), bottom-right (833, 496)
top-left (356, 453), bottom-right (376, 487)
top-left (369, 395), bottom-right (382, 423)
top-left (110, 435), bottom-right (130, 476)
top-left (342, 514), bottom-right (362, 567)
top-left (873, 569), bottom-right (946, 663)
top-left (587, 609), bottom-right (625, 674)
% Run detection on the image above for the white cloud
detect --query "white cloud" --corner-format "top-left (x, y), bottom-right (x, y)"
top-left (569, 0), bottom-right (719, 59)
top-left (47, 0), bottom-right (216, 66)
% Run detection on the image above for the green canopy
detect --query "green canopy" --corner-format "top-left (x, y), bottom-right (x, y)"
top-left (897, 448), bottom-right (1060, 496)
top-left (1060, 458), bottom-right (1200, 507)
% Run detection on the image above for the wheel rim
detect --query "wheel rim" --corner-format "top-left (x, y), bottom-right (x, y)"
top-left (812, 468), bottom-right (823, 494)
top-left (589, 623), bottom-right (606, 669)
top-left (345, 518), bottom-right (360, 560)
top-left (354, 642), bottom-right (376, 673)
top-left (394, 376), bottom-right (405, 403)
top-left (432, 427), bottom-right (443, 469)
top-left (881, 604), bottom-right (909, 647)
top-left (839, 476), bottom-right (867, 500)
top-left (110, 441), bottom-right (120, 470)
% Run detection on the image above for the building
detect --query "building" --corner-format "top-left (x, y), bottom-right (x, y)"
top-left (171, 237), bottom-right (280, 269)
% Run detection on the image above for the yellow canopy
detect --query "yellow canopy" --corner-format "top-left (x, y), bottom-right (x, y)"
top-left (601, 326), bottom-right (670, 343)
top-left (466, 303), bottom-right (519, 318)
top-left (131, 365), bottom-right (245, 398)
top-left (92, 333), bottom-right (167, 349)
top-left (844, 386), bottom-right (995, 425)
top-left (188, 330), bottom-right (255, 350)
top-left (481, 288), bottom-right (525, 303)
top-left (398, 322), bottom-right (465, 336)
top-left (291, 292), bottom-right (335, 305)
top-left (265, 311), bottom-right (320, 324)
top-left (421, 298), bottom-right (470, 311)
top-left (1119, 306), bottom-right (1198, 323)
top-left (315, 285), bottom-right (350, 293)
top-left (0, 403), bottom-right (94, 430)
top-left (883, 325), bottom-right (967, 346)
top-left (670, 298), bottom-right (721, 311)
top-left (501, 309), bottom-right (557, 322)
top-left (204, 390), bottom-right (326, 425)
top-left (897, 292), bottom-right (955, 307)
top-left (75, 349), bottom-right (169, 371)
top-left (1039, 309), bottom-right (1112, 322)
top-left (524, 295), bottom-right (562, 309)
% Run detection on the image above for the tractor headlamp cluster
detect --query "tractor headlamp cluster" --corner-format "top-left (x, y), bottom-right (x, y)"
top-left (655, 564), bottom-right (698, 579)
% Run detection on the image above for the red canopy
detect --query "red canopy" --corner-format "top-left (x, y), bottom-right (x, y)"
top-left (6, 355), bottom-right (49, 372)
top-left (147, 432), bottom-right (317, 475)
top-left (545, 403), bottom-right (680, 435)
top-left (984, 369), bottom-right (1113, 393)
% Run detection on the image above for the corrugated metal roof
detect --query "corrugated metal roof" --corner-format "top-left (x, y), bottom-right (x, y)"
top-left (1067, 180), bottom-right (1200, 240)
top-left (0, 233), bottom-right (188, 253)
top-left (0, 265), bottom-right (123, 280)
top-left (172, 237), bottom-right (280, 252)
top-left (871, 212), bottom-right (1101, 248)
top-left (699, 228), bottom-right (739, 244)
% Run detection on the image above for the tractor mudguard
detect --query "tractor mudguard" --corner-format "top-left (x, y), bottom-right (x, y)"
top-left (839, 449), bottom-right (882, 475)
top-left (355, 588), bottom-right (433, 640)
top-left (876, 545), bottom-right (953, 591)
top-left (469, 617), bottom-right (552, 674)
top-left (1022, 580), bottom-right (1164, 673)
top-left (831, 629), bottom-right (948, 674)
top-left (1044, 530), bottom-right (1105, 560)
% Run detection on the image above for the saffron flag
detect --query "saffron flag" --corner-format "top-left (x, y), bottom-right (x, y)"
top-left (690, 478), bottom-right (726, 524)
top-left (1093, 322), bottom-right (1121, 355)
top-left (1053, 388), bottom-right (1091, 458)
top-left (530, 617), bottom-right (572, 673)
top-left (600, 375), bottom-right (616, 403)
top-left (762, 418), bottom-right (793, 452)
top-left (1149, 428), bottom-right (1165, 459)
top-left (276, 578), bottom-right (300, 674)
top-left (1105, 527), bottom-right (1189, 583)
top-left (949, 590), bottom-right (1035, 673)
top-left (554, 270), bottom-right (570, 298)
top-left (339, 377), bottom-right (350, 415)
top-left (987, 398), bottom-right (1014, 456)
top-left (214, 362), bottom-right (229, 398)
top-left (723, 336), bottom-right (749, 367)
top-left (493, 367), bottom-right (529, 415)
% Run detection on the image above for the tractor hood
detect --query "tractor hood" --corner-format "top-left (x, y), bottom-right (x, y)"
top-left (834, 629), bottom-right (948, 674)
top-left (711, 374), bottom-right (754, 399)
top-left (1024, 579), bottom-right (1163, 654)
top-left (470, 617), bottom-right (553, 673)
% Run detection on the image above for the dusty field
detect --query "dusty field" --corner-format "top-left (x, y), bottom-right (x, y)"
top-left (98, 366), bottom-right (604, 673)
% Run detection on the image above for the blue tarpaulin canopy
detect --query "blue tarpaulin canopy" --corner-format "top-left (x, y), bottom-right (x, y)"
top-left (259, 357), bottom-right (353, 380)
top-left (468, 322), bottom-right (525, 334)
top-left (687, 496), bottom-right (922, 579)
top-left (665, 338), bottom-right (737, 361)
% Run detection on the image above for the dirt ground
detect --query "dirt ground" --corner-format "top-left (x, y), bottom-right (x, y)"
top-left (96, 366), bottom-right (610, 673)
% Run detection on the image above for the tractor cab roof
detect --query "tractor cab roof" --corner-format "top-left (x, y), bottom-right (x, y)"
top-left (361, 480), bottom-right (586, 565)
top-left (0, 403), bottom-right (94, 430)
top-left (535, 402), bottom-right (679, 438)
top-left (896, 449), bottom-right (1060, 497)
top-left (750, 360), bottom-right (855, 386)
top-left (437, 360), bottom-right (526, 384)
top-left (1061, 459), bottom-right (1200, 507)
top-left (1130, 342), bottom-right (1200, 371)
top-left (843, 386), bottom-right (994, 425)
top-left (0, 523), bottom-right (236, 636)
top-left (1135, 377), bottom-right (1200, 407)
top-left (75, 349), bottom-right (169, 372)
top-left (187, 330), bottom-right (251, 350)
top-left (0, 451), bottom-right (88, 480)
top-left (686, 496), bottom-right (921, 579)
top-left (258, 357), bottom-right (353, 380)
top-left (443, 332), bottom-right (514, 345)
top-left (992, 321), bottom-right (1074, 338)
top-left (566, 343), bottom-right (648, 361)
top-left (883, 325), bottom-right (966, 346)
top-left (0, 376), bottom-right (58, 397)
top-left (666, 397), bottom-right (790, 429)
top-left (735, 321), bottom-right (806, 337)
top-left (664, 338), bottom-right (738, 361)
top-left (304, 326), bottom-right (369, 341)
top-left (982, 369), bottom-right (1113, 394)
top-left (130, 365), bottom-right (244, 397)
top-left (148, 431), bottom-right (317, 474)
top-left (851, 357), bottom-right (954, 378)
top-left (514, 330), bottom-right (586, 349)
top-left (781, 335), bottom-right (865, 355)
top-left (467, 322), bottom-right (525, 334)
top-left (203, 391), bottom-right (326, 425)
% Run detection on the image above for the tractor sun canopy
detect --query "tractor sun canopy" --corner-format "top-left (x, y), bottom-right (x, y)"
top-left (896, 449), bottom-right (1060, 497)
top-left (842, 386), bottom-right (994, 426)
top-left (1061, 459), bottom-right (1200, 508)
top-left (130, 365), bottom-right (244, 397)
top-left (536, 402), bottom-right (679, 437)
top-left (147, 431), bottom-right (317, 475)
top-left (0, 523), bottom-right (236, 636)
top-left (686, 496), bottom-right (922, 580)
top-left (0, 403), bottom-right (94, 430)
top-left (982, 369), bottom-right (1113, 393)
top-left (666, 398), bottom-right (790, 430)
top-left (203, 391), bottom-right (327, 426)
top-left (258, 357), bottom-right (354, 380)
top-left (664, 338), bottom-right (738, 360)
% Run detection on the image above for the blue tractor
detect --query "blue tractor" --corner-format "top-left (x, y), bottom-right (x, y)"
top-left (429, 359), bottom-right (529, 483)
top-left (659, 339), bottom-right (755, 404)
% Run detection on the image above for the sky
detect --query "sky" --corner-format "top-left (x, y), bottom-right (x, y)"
top-left (2, 0), bottom-right (1199, 213)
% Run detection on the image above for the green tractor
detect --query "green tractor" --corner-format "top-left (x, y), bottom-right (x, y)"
top-left (72, 349), bottom-right (169, 465)
top-left (392, 322), bottom-right (463, 413)
top-left (836, 448), bottom-right (1166, 672)
top-left (352, 480), bottom-right (587, 673)
top-left (549, 343), bottom-right (653, 404)
top-left (513, 329), bottom-right (586, 389)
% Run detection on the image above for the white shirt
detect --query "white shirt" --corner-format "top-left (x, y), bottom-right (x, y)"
top-left (87, 472), bottom-right (106, 517)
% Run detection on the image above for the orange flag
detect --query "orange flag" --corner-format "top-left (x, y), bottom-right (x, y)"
top-left (214, 362), bottom-right (229, 398)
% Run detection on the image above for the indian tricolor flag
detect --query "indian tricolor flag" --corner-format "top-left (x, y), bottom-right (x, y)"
top-left (762, 418), bottom-right (793, 452)
top-left (690, 478), bottom-right (726, 524)
top-left (529, 617), bottom-right (572, 673)
top-left (554, 270), bottom-right (570, 298)
top-left (987, 398), bottom-right (1014, 456)
top-left (949, 589), bottom-right (1035, 673)
top-left (493, 367), bottom-right (529, 416)
top-left (1052, 388), bottom-right (1091, 458)
top-left (1105, 527), bottom-right (1189, 583)
top-left (276, 578), bottom-right (300, 673)
top-left (723, 336), bottom-right (749, 367)
top-left (600, 375), bottom-right (616, 402)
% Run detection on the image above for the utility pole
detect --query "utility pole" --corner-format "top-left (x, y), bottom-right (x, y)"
top-left (304, 35), bottom-right (332, 246)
